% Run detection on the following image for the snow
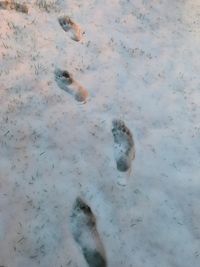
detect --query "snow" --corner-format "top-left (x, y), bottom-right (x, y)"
top-left (0, 0), bottom-right (200, 266)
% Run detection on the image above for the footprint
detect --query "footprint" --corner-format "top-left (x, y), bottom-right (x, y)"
top-left (112, 119), bottom-right (135, 172)
top-left (58, 16), bottom-right (83, 42)
top-left (54, 69), bottom-right (88, 103)
top-left (70, 197), bottom-right (107, 267)
top-left (0, 1), bottom-right (28, 13)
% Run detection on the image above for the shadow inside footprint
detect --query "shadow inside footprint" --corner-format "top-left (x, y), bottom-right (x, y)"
top-left (55, 68), bottom-right (73, 86)
top-left (83, 248), bottom-right (107, 267)
top-left (54, 68), bottom-right (75, 96)
top-left (112, 119), bottom-right (135, 172)
top-left (54, 68), bottom-right (88, 103)
top-left (70, 197), bottom-right (107, 267)
top-left (0, 1), bottom-right (28, 13)
top-left (58, 16), bottom-right (82, 42)
top-left (58, 16), bottom-right (71, 32)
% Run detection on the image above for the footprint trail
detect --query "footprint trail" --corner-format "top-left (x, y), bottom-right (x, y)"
top-left (70, 197), bottom-right (107, 267)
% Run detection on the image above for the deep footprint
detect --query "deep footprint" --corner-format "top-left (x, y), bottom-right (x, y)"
top-left (112, 119), bottom-right (135, 172)
top-left (54, 68), bottom-right (88, 103)
top-left (0, 1), bottom-right (28, 13)
top-left (58, 16), bottom-right (82, 42)
top-left (70, 197), bottom-right (107, 267)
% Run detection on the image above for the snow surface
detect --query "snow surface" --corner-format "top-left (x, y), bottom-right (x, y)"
top-left (0, 0), bottom-right (200, 266)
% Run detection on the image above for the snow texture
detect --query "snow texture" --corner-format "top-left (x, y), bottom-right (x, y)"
top-left (0, 0), bottom-right (200, 266)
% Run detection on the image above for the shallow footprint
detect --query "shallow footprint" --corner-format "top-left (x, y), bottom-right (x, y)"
top-left (54, 68), bottom-right (88, 103)
top-left (112, 119), bottom-right (135, 172)
top-left (70, 197), bottom-right (107, 267)
top-left (0, 1), bottom-right (28, 13)
top-left (58, 16), bottom-right (83, 42)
